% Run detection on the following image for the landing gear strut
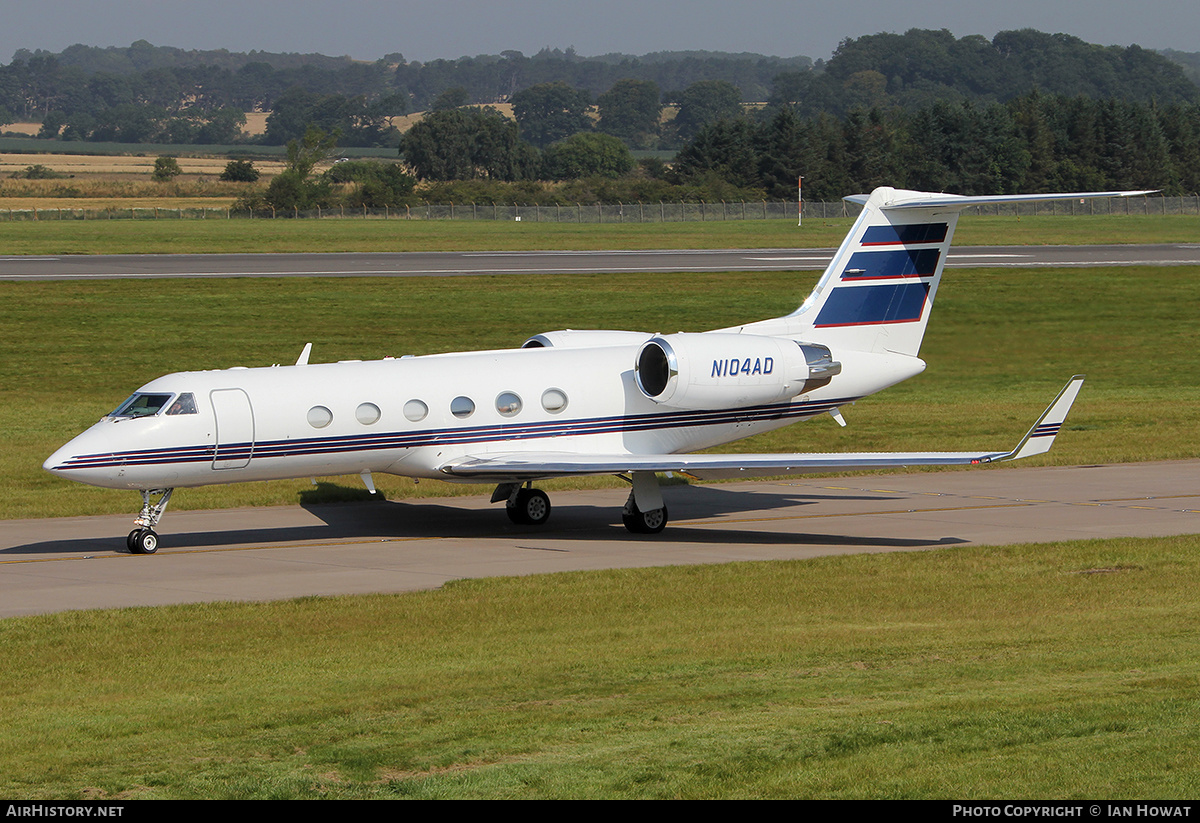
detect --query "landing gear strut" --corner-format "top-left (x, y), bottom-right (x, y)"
top-left (127, 488), bottom-right (174, 554)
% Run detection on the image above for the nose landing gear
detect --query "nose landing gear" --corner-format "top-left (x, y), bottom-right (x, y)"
top-left (127, 488), bottom-right (174, 554)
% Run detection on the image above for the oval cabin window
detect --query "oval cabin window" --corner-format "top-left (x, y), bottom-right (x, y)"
top-left (450, 396), bottom-right (475, 419)
top-left (496, 391), bottom-right (522, 417)
top-left (356, 402), bottom-right (381, 425)
top-left (307, 406), bottom-right (333, 428)
top-left (541, 388), bottom-right (568, 414)
top-left (403, 399), bottom-right (428, 422)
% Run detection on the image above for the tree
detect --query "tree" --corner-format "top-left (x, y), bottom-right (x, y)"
top-left (596, 79), bottom-right (662, 148)
top-left (219, 159), bottom-right (259, 182)
top-left (510, 82), bottom-right (592, 148)
top-left (256, 126), bottom-right (340, 211)
top-left (152, 156), bottom-right (181, 181)
top-left (286, 125), bottom-right (341, 177)
top-left (542, 132), bottom-right (634, 180)
top-left (430, 86), bottom-right (469, 110)
top-left (264, 87), bottom-right (398, 147)
top-left (399, 107), bottom-right (540, 180)
top-left (670, 80), bottom-right (743, 143)
top-left (327, 160), bottom-right (416, 207)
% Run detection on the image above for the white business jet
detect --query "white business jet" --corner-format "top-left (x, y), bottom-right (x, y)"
top-left (45, 187), bottom-right (1148, 553)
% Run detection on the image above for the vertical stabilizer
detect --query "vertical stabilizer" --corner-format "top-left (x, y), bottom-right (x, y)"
top-left (734, 187), bottom-right (1154, 358)
top-left (788, 187), bottom-right (959, 357)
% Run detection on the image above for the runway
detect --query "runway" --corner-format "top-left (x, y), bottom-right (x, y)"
top-left (3, 460), bottom-right (1197, 618)
top-left (2, 243), bottom-right (1200, 280)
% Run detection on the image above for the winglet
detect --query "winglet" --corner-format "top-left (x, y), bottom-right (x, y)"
top-left (295, 343), bottom-right (312, 367)
top-left (997, 375), bottom-right (1086, 461)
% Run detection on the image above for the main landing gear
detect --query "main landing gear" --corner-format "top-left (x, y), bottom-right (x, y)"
top-left (127, 488), bottom-right (174, 554)
top-left (621, 494), bottom-right (668, 534)
top-left (506, 485), bottom-right (552, 526)
top-left (493, 471), bottom-right (670, 535)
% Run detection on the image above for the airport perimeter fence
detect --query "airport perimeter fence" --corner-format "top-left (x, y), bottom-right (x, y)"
top-left (3, 195), bottom-right (1199, 222)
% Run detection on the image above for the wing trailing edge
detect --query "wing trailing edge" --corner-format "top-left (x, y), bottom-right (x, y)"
top-left (439, 376), bottom-right (1085, 481)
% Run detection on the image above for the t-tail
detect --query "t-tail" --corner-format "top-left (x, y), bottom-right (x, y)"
top-left (738, 187), bottom-right (1154, 357)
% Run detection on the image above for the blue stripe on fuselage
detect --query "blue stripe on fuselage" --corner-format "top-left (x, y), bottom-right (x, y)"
top-left (53, 397), bottom-right (860, 471)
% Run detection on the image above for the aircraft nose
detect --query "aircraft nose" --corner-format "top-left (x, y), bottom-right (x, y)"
top-left (44, 426), bottom-right (118, 487)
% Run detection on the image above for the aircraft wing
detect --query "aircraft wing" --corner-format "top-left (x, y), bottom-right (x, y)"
top-left (441, 376), bottom-right (1085, 481)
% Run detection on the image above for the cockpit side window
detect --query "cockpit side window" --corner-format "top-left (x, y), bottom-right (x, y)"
top-left (165, 393), bottom-right (198, 415)
top-left (111, 393), bottom-right (174, 418)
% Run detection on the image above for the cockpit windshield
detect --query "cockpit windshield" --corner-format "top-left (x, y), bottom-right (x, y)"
top-left (111, 393), bottom-right (177, 418)
top-left (166, 393), bottom-right (197, 415)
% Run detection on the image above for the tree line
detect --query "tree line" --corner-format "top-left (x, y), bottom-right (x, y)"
top-left (670, 93), bottom-right (1200, 200)
top-left (244, 87), bottom-right (1199, 217)
top-left (2, 30), bottom-right (1197, 149)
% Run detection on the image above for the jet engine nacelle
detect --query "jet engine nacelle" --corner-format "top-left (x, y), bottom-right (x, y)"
top-left (634, 333), bottom-right (840, 409)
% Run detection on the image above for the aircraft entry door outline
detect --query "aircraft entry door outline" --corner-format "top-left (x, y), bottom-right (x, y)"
top-left (211, 388), bottom-right (255, 470)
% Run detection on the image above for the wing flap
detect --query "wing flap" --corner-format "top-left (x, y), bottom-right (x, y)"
top-left (439, 376), bottom-right (1085, 482)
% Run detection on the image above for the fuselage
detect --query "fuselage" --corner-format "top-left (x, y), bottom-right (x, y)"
top-left (43, 340), bottom-right (921, 491)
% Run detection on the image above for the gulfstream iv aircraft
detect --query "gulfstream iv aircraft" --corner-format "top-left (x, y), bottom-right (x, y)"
top-left (45, 187), bottom-right (1147, 553)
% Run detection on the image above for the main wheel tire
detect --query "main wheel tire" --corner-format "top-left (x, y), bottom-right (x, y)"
top-left (622, 505), bottom-right (668, 535)
top-left (133, 529), bottom-right (159, 554)
top-left (507, 488), bottom-right (551, 526)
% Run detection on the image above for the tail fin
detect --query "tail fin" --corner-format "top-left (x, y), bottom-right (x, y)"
top-left (737, 187), bottom-right (1155, 358)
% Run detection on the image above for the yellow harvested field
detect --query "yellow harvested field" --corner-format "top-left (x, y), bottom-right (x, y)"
top-left (243, 112), bottom-right (269, 135)
top-left (0, 153), bottom-right (285, 177)
top-left (10, 113), bottom-right (269, 138)
top-left (0, 197), bottom-right (239, 211)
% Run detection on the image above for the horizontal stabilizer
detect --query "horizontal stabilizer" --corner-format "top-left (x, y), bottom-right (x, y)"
top-left (843, 189), bottom-right (1157, 210)
top-left (440, 376), bottom-right (1085, 481)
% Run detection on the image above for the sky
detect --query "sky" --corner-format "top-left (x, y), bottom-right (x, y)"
top-left (3, 0), bottom-right (1197, 65)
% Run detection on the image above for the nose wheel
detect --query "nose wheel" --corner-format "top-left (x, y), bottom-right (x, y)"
top-left (127, 528), bottom-right (159, 554)
top-left (127, 488), bottom-right (173, 554)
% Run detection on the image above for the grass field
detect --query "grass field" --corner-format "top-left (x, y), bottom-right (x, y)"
top-left (2, 535), bottom-right (1198, 798)
top-left (0, 213), bottom-right (1196, 255)
top-left (3, 217), bottom-right (1198, 799)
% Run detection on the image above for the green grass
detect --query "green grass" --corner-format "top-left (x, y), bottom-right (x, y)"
top-left (0, 213), bottom-right (1196, 254)
top-left (6, 264), bottom-right (1199, 519)
top-left (2, 535), bottom-right (1198, 798)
